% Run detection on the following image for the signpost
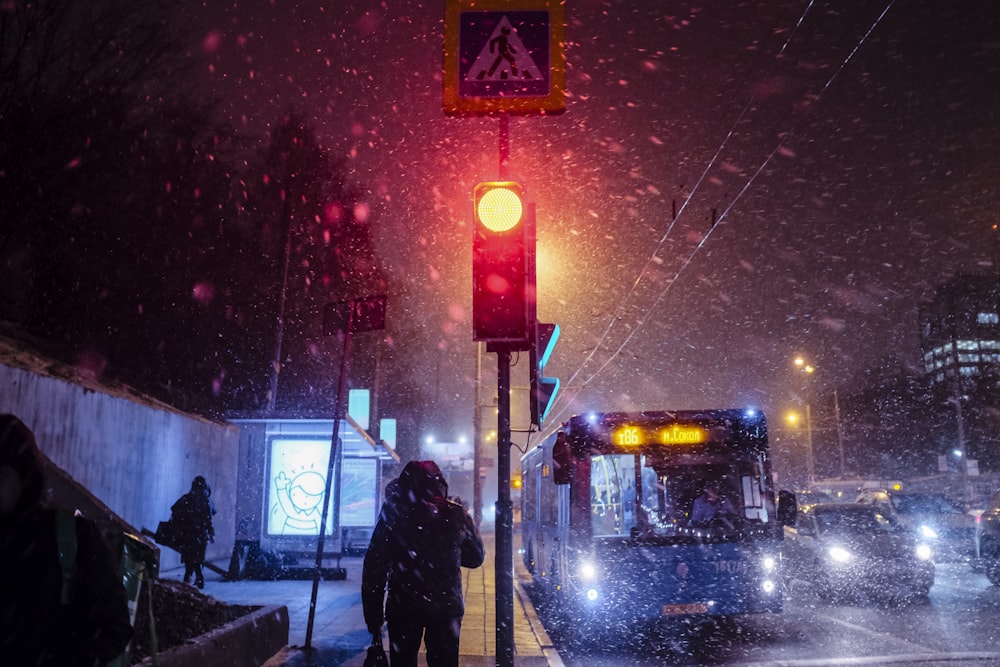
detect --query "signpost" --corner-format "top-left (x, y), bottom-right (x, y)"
top-left (305, 295), bottom-right (387, 651)
top-left (444, 0), bottom-right (565, 116)
top-left (446, 2), bottom-right (565, 665)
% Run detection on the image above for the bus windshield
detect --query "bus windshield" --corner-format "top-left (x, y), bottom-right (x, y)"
top-left (589, 453), bottom-right (769, 538)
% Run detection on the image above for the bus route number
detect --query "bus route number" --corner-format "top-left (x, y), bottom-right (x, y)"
top-left (614, 426), bottom-right (642, 447)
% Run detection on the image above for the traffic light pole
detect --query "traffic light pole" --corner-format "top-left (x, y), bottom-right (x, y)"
top-left (495, 347), bottom-right (514, 667)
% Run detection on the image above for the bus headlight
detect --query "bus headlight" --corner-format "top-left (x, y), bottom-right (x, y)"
top-left (916, 543), bottom-right (932, 561)
top-left (828, 546), bottom-right (853, 563)
top-left (585, 588), bottom-right (600, 601)
top-left (762, 555), bottom-right (777, 572)
top-left (919, 525), bottom-right (938, 540)
top-left (579, 562), bottom-right (598, 581)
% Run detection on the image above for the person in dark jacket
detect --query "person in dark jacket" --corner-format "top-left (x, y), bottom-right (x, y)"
top-left (171, 475), bottom-right (216, 588)
top-left (362, 460), bottom-right (485, 667)
top-left (0, 414), bottom-right (132, 667)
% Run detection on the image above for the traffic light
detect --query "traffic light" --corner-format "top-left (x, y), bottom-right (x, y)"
top-left (472, 181), bottom-right (532, 345)
top-left (530, 322), bottom-right (560, 428)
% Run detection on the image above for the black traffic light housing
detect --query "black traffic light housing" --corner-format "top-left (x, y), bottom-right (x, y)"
top-left (472, 181), bottom-right (533, 347)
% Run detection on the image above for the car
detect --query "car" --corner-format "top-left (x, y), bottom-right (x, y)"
top-left (782, 503), bottom-right (934, 601)
top-left (854, 489), bottom-right (975, 562)
top-left (974, 491), bottom-right (1000, 584)
top-left (794, 489), bottom-right (836, 507)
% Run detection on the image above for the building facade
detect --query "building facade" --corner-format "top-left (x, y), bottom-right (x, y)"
top-left (921, 274), bottom-right (1000, 389)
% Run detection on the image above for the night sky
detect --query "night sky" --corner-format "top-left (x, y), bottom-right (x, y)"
top-left (185, 1), bottom-right (1000, 443)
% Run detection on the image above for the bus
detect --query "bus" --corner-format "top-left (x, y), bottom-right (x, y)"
top-left (520, 409), bottom-right (788, 633)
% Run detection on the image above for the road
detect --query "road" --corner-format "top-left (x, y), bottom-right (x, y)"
top-left (535, 563), bottom-right (1000, 666)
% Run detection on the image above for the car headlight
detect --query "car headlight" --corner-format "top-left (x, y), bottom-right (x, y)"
top-left (828, 546), bottom-right (853, 563)
top-left (762, 555), bottom-right (777, 572)
top-left (579, 562), bottom-right (598, 581)
top-left (916, 543), bottom-right (933, 561)
top-left (919, 524), bottom-right (938, 540)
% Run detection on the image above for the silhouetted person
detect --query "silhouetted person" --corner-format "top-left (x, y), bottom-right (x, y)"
top-left (171, 475), bottom-right (216, 588)
top-left (0, 414), bottom-right (132, 666)
top-left (362, 461), bottom-right (485, 667)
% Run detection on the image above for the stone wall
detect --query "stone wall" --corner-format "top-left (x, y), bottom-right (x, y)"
top-left (0, 350), bottom-right (239, 571)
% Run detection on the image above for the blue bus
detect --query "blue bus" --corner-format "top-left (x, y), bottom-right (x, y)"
top-left (520, 409), bottom-right (788, 633)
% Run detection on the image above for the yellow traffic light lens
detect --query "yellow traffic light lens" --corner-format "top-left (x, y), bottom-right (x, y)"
top-left (477, 187), bottom-right (523, 232)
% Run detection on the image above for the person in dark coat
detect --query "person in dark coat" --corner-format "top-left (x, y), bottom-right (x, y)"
top-left (0, 414), bottom-right (132, 666)
top-left (171, 475), bottom-right (216, 588)
top-left (362, 460), bottom-right (485, 667)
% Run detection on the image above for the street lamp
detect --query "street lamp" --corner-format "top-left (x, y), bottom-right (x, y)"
top-left (785, 407), bottom-right (814, 482)
top-left (792, 356), bottom-right (816, 483)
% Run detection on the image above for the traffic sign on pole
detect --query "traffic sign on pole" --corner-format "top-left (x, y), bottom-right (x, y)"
top-left (444, 0), bottom-right (565, 116)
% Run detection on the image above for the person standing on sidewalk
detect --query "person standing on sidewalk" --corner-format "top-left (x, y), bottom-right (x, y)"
top-left (170, 475), bottom-right (216, 588)
top-left (362, 460), bottom-right (485, 667)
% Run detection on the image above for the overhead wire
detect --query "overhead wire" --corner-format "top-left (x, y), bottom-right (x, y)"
top-left (539, 0), bottom-right (897, 440)
top-left (540, 0), bottom-right (818, 432)
top-left (558, 2), bottom-right (814, 392)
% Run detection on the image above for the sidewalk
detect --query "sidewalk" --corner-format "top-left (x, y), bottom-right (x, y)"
top-left (184, 531), bottom-right (562, 667)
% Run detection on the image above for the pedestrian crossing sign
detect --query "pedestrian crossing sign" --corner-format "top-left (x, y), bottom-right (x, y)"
top-left (444, 0), bottom-right (565, 116)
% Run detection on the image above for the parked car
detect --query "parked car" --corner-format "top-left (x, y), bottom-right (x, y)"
top-left (782, 503), bottom-right (934, 601)
top-left (794, 489), bottom-right (836, 507)
top-left (854, 489), bottom-right (975, 562)
top-left (974, 491), bottom-right (1000, 584)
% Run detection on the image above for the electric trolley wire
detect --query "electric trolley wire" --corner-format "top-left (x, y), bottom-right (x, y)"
top-left (551, 1), bottom-right (816, 402)
top-left (543, 0), bottom-right (820, 428)
top-left (539, 0), bottom-right (897, 439)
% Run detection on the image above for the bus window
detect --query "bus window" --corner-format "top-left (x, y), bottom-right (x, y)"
top-left (590, 454), bottom-right (635, 536)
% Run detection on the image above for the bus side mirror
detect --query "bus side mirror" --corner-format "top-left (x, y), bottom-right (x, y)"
top-left (777, 489), bottom-right (797, 526)
top-left (552, 431), bottom-right (571, 485)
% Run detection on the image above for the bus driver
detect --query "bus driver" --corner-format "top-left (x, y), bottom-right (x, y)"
top-left (689, 480), bottom-right (739, 528)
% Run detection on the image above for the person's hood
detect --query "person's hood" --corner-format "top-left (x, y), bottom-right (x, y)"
top-left (397, 460), bottom-right (448, 504)
top-left (0, 414), bottom-right (46, 517)
top-left (192, 475), bottom-right (211, 496)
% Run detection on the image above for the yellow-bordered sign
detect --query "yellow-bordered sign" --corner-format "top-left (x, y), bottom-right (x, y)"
top-left (444, 0), bottom-right (565, 116)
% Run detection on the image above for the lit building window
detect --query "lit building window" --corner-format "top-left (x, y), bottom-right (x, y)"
top-left (978, 312), bottom-right (999, 325)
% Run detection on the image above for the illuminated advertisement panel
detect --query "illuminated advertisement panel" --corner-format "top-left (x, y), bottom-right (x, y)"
top-left (266, 439), bottom-right (336, 537)
top-left (340, 457), bottom-right (378, 528)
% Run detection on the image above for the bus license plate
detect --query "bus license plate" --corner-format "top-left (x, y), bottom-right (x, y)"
top-left (662, 602), bottom-right (708, 616)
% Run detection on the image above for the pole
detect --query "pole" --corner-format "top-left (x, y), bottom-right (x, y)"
top-left (499, 112), bottom-right (510, 179)
top-left (267, 194), bottom-right (294, 413)
top-left (834, 390), bottom-right (846, 476)
top-left (805, 403), bottom-right (815, 483)
top-left (473, 343), bottom-right (483, 529)
top-left (495, 348), bottom-right (514, 667)
top-left (949, 319), bottom-right (970, 503)
top-left (304, 307), bottom-right (354, 650)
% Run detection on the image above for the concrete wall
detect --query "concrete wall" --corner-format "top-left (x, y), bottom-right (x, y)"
top-left (0, 357), bottom-right (239, 571)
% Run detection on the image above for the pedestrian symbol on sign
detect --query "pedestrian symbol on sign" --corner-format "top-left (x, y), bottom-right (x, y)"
top-left (469, 17), bottom-right (543, 82)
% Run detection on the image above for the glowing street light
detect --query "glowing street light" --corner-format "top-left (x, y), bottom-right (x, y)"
top-left (792, 356), bottom-right (816, 482)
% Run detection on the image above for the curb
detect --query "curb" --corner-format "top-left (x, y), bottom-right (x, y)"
top-left (138, 604), bottom-right (289, 667)
top-left (515, 576), bottom-right (564, 667)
